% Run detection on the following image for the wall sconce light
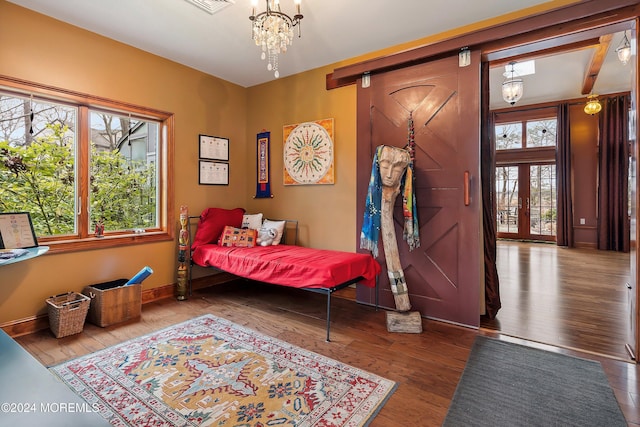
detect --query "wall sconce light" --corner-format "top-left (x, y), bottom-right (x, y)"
top-left (616, 31), bottom-right (631, 65)
top-left (584, 94), bottom-right (602, 115)
top-left (361, 72), bottom-right (370, 88)
top-left (502, 62), bottom-right (524, 105)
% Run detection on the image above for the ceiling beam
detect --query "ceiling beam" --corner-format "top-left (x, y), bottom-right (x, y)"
top-left (488, 38), bottom-right (600, 68)
top-left (582, 34), bottom-right (613, 95)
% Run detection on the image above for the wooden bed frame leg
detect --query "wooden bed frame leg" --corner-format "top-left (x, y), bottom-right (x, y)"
top-left (375, 275), bottom-right (379, 311)
top-left (326, 291), bottom-right (332, 342)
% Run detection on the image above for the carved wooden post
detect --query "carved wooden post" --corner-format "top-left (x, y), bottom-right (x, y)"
top-left (379, 146), bottom-right (412, 312)
top-left (176, 205), bottom-right (189, 300)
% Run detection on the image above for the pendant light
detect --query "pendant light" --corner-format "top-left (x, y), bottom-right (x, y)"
top-left (616, 31), bottom-right (631, 65)
top-left (584, 94), bottom-right (602, 115)
top-left (502, 62), bottom-right (524, 105)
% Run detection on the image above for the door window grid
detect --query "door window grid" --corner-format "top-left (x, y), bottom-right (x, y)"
top-left (495, 115), bottom-right (557, 240)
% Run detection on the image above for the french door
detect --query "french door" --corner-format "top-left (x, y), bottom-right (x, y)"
top-left (496, 163), bottom-right (556, 242)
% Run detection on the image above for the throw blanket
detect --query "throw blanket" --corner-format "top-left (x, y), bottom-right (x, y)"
top-left (360, 145), bottom-right (420, 258)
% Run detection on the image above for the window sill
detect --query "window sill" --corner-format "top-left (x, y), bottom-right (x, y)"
top-left (39, 231), bottom-right (173, 254)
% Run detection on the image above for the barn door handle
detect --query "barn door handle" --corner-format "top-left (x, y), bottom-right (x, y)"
top-left (463, 171), bottom-right (470, 206)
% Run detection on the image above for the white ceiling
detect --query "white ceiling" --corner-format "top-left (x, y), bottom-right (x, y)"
top-left (488, 32), bottom-right (635, 110)
top-left (7, 0), bottom-right (636, 107)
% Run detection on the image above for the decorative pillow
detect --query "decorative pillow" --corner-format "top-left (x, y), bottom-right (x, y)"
top-left (257, 227), bottom-right (278, 246)
top-left (191, 207), bottom-right (245, 249)
top-left (241, 213), bottom-right (263, 230)
top-left (262, 219), bottom-right (286, 245)
top-left (219, 226), bottom-right (257, 247)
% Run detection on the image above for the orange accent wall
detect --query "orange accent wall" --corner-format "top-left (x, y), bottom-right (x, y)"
top-left (0, 1), bottom-right (248, 324)
top-left (245, 67), bottom-right (358, 252)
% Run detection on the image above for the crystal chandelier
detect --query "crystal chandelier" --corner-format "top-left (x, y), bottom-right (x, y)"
top-left (250, 0), bottom-right (303, 78)
top-left (502, 62), bottom-right (524, 105)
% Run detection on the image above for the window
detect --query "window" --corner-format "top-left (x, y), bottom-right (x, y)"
top-left (89, 110), bottom-right (158, 232)
top-left (0, 76), bottom-right (174, 253)
top-left (495, 118), bottom-right (557, 150)
top-left (495, 122), bottom-right (522, 150)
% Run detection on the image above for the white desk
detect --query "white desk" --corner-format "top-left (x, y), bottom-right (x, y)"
top-left (0, 246), bottom-right (49, 266)
top-left (0, 329), bottom-right (111, 426)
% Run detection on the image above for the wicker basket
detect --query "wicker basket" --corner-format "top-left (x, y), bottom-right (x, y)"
top-left (46, 292), bottom-right (90, 338)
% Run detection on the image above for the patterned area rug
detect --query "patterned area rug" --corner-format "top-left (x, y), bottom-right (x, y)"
top-left (51, 314), bottom-right (396, 426)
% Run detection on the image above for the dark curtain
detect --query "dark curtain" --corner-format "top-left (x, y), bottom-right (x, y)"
top-left (556, 103), bottom-right (574, 247)
top-left (481, 62), bottom-right (501, 319)
top-left (597, 95), bottom-right (630, 252)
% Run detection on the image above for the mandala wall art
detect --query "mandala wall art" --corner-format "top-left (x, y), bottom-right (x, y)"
top-left (283, 118), bottom-right (334, 185)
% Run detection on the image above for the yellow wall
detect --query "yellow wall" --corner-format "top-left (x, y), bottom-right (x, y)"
top-left (0, 0), bottom-right (582, 324)
top-left (245, 68), bottom-right (358, 251)
top-left (0, 1), bottom-right (248, 324)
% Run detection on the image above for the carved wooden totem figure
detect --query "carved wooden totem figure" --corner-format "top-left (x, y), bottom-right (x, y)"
top-left (176, 205), bottom-right (189, 300)
top-left (378, 145), bottom-right (413, 312)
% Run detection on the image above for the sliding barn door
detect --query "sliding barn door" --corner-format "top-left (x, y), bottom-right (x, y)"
top-left (356, 52), bottom-right (482, 327)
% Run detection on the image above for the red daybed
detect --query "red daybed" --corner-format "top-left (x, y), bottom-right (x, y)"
top-left (187, 212), bottom-right (380, 341)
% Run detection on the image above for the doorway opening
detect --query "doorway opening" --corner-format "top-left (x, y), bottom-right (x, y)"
top-left (484, 24), bottom-right (636, 361)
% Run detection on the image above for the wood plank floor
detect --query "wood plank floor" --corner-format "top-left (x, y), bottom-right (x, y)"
top-left (15, 279), bottom-right (640, 426)
top-left (482, 241), bottom-right (632, 361)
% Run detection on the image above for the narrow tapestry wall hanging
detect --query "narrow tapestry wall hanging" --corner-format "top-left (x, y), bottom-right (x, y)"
top-left (255, 131), bottom-right (272, 198)
top-left (283, 118), bottom-right (334, 185)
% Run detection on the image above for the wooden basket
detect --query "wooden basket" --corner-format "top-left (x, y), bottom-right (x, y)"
top-left (83, 279), bottom-right (141, 327)
top-left (46, 292), bottom-right (90, 338)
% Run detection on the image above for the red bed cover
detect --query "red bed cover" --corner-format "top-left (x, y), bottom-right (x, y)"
top-left (191, 244), bottom-right (380, 289)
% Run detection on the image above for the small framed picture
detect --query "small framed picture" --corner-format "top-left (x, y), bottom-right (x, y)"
top-left (0, 212), bottom-right (39, 249)
top-left (199, 160), bottom-right (229, 185)
top-left (199, 134), bottom-right (229, 161)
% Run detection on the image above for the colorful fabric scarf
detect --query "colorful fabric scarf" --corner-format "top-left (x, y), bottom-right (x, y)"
top-left (401, 160), bottom-right (420, 251)
top-left (360, 145), bottom-right (420, 258)
top-left (360, 146), bottom-right (384, 258)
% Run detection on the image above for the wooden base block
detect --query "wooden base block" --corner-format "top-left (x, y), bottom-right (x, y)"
top-left (386, 311), bottom-right (423, 334)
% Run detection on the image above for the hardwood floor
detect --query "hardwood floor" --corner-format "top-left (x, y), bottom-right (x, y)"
top-left (482, 240), bottom-right (632, 361)
top-left (15, 279), bottom-right (640, 426)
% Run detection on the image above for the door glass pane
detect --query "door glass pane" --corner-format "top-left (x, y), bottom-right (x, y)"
top-left (496, 166), bottom-right (519, 233)
top-left (89, 111), bottom-right (158, 232)
top-left (530, 164), bottom-right (556, 236)
top-left (526, 119), bottom-right (557, 148)
top-left (495, 122), bottom-right (522, 150)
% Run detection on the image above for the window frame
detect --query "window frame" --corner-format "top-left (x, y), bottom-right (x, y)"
top-left (494, 107), bottom-right (557, 166)
top-left (0, 75), bottom-right (175, 254)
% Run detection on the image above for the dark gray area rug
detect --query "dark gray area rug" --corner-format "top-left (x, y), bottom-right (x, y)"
top-left (443, 336), bottom-right (627, 427)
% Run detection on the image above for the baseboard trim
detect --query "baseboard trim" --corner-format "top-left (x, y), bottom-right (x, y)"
top-left (0, 273), bottom-right (239, 338)
top-left (574, 242), bottom-right (597, 249)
